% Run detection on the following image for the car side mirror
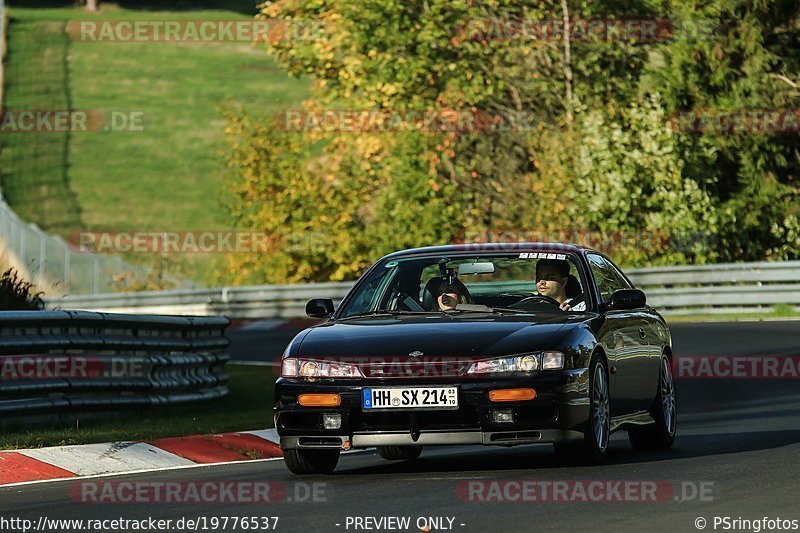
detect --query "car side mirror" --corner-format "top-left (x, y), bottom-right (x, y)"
top-left (306, 298), bottom-right (334, 318)
top-left (607, 289), bottom-right (646, 310)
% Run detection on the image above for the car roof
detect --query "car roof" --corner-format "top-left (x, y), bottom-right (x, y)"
top-left (382, 242), bottom-right (598, 260)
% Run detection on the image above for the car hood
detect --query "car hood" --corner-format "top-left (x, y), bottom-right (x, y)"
top-left (296, 313), bottom-right (582, 359)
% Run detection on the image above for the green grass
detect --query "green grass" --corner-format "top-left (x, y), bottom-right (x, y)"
top-left (0, 3), bottom-right (309, 284)
top-left (0, 364), bottom-right (276, 450)
top-left (0, 15), bottom-right (83, 232)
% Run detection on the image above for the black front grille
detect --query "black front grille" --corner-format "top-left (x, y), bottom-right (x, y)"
top-left (354, 406), bottom-right (480, 432)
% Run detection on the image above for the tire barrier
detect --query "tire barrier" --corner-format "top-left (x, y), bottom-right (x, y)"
top-left (0, 311), bottom-right (229, 417)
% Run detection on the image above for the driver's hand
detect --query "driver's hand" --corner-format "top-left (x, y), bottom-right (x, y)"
top-left (559, 301), bottom-right (572, 311)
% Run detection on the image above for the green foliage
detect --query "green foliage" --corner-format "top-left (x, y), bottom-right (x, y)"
top-left (567, 95), bottom-right (720, 265)
top-left (222, 110), bottom-right (468, 282)
top-left (223, 0), bottom-right (800, 282)
top-left (0, 269), bottom-right (45, 310)
top-left (648, 0), bottom-right (800, 261)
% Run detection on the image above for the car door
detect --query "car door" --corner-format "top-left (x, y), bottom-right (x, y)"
top-left (608, 258), bottom-right (665, 406)
top-left (587, 253), bottom-right (650, 416)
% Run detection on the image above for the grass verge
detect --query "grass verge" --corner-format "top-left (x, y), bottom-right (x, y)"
top-left (1, 3), bottom-right (309, 285)
top-left (0, 364), bottom-right (275, 450)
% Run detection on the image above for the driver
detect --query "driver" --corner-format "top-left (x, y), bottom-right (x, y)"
top-left (535, 259), bottom-right (586, 311)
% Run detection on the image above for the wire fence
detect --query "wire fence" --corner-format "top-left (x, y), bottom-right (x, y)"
top-left (0, 195), bottom-right (168, 295)
top-left (0, 0), bottom-right (196, 295)
top-left (1, 0), bottom-right (5, 105)
top-left (0, 3), bottom-right (304, 293)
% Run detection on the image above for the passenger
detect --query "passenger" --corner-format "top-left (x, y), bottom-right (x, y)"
top-left (435, 284), bottom-right (466, 311)
top-left (535, 259), bottom-right (586, 311)
top-left (427, 278), bottom-right (471, 311)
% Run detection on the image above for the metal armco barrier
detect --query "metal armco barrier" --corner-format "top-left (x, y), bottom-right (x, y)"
top-left (0, 311), bottom-right (229, 416)
top-left (45, 282), bottom-right (354, 320)
top-left (631, 261), bottom-right (800, 315)
top-left (44, 260), bottom-right (800, 318)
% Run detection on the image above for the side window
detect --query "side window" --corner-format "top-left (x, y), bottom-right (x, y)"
top-left (587, 254), bottom-right (631, 303)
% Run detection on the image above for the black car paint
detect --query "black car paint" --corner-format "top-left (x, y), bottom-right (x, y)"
top-left (275, 244), bottom-right (671, 448)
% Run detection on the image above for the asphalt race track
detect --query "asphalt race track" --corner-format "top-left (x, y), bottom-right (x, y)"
top-left (2, 321), bottom-right (799, 533)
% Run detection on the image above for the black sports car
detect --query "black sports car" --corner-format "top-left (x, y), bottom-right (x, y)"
top-left (275, 243), bottom-right (676, 474)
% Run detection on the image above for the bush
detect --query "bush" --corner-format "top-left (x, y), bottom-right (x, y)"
top-left (0, 269), bottom-right (45, 311)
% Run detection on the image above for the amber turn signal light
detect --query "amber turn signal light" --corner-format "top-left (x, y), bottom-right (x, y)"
top-left (489, 388), bottom-right (536, 402)
top-left (298, 393), bottom-right (341, 407)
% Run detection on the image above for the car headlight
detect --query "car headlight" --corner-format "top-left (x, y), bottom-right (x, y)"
top-left (467, 354), bottom-right (538, 375)
top-left (466, 351), bottom-right (564, 375)
top-left (281, 358), bottom-right (362, 378)
top-left (541, 351), bottom-right (565, 370)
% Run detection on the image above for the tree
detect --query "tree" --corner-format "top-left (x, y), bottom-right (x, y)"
top-left (224, 0), bottom-right (798, 283)
top-left (648, 0), bottom-right (800, 260)
top-left (567, 95), bottom-right (719, 265)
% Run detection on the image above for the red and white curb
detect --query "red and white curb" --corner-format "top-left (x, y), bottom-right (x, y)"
top-left (0, 429), bottom-right (282, 486)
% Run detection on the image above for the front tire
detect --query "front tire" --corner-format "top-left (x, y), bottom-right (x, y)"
top-left (553, 353), bottom-right (610, 463)
top-left (283, 449), bottom-right (340, 475)
top-left (377, 446), bottom-right (423, 461)
top-left (629, 355), bottom-right (677, 450)
top-left (585, 355), bottom-right (611, 459)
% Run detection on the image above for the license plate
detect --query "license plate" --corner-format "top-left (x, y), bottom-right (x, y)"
top-left (362, 387), bottom-right (458, 410)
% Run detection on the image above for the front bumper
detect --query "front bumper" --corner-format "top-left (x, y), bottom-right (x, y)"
top-left (275, 368), bottom-right (590, 450)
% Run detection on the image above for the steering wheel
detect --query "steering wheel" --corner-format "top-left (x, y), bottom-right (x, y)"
top-left (512, 295), bottom-right (562, 307)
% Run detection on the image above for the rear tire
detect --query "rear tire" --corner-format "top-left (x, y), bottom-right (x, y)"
top-left (377, 446), bottom-right (423, 461)
top-left (629, 355), bottom-right (677, 450)
top-left (283, 448), bottom-right (340, 475)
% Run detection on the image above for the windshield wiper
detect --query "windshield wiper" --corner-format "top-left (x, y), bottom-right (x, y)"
top-left (447, 304), bottom-right (527, 314)
top-left (337, 310), bottom-right (438, 320)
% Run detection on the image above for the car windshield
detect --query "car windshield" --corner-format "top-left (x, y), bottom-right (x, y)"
top-left (337, 252), bottom-right (588, 318)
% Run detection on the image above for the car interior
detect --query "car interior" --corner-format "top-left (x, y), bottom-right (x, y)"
top-left (381, 257), bottom-right (587, 312)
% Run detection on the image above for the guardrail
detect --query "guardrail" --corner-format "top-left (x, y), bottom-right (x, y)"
top-left (44, 261), bottom-right (800, 318)
top-left (45, 282), bottom-right (355, 319)
top-left (631, 261), bottom-right (800, 315)
top-left (0, 311), bottom-right (229, 417)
